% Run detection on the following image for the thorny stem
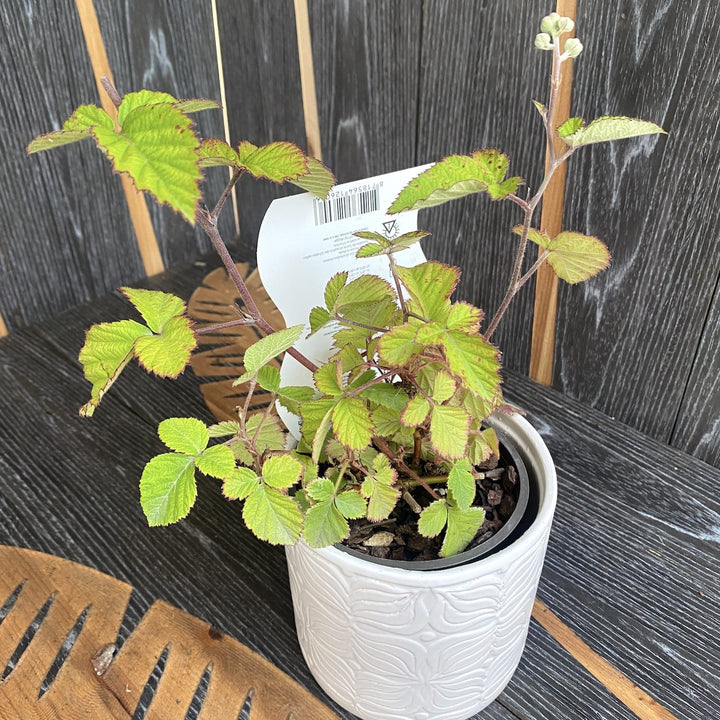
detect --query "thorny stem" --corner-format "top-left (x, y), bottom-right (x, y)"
top-left (373, 436), bottom-right (440, 501)
top-left (387, 253), bottom-right (407, 318)
top-left (211, 168), bottom-right (242, 222)
top-left (194, 317), bottom-right (255, 334)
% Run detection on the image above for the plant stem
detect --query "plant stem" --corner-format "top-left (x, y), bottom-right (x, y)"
top-left (373, 436), bottom-right (440, 501)
top-left (195, 317), bottom-right (256, 334)
top-left (211, 168), bottom-right (242, 222)
top-left (100, 76), bottom-right (122, 109)
top-left (387, 253), bottom-right (407, 318)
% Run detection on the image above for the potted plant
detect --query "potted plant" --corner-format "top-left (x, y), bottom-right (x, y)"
top-left (28, 11), bottom-right (663, 720)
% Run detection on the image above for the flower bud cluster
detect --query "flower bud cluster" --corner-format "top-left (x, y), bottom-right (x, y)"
top-left (534, 13), bottom-right (583, 59)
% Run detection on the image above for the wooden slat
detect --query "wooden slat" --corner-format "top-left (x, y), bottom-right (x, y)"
top-left (74, 0), bottom-right (164, 277)
top-left (553, 0), bottom-right (720, 452)
top-left (0, 314), bottom-right (7, 338)
top-left (529, 0), bottom-right (577, 385)
top-left (294, 0), bottom-right (323, 160)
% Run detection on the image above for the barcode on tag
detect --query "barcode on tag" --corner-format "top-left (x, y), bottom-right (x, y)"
top-left (313, 184), bottom-right (380, 225)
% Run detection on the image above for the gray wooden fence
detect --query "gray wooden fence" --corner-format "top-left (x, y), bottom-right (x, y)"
top-left (1, 0), bottom-right (718, 467)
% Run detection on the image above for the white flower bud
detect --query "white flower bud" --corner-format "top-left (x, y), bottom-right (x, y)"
top-left (534, 33), bottom-right (553, 51)
top-left (540, 12), bottom-right (575, 37)
top-left (563, 38), bottom-right (583, 58)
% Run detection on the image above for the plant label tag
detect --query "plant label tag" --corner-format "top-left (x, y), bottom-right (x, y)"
top-left (257, 165), bottom-right (431, 438)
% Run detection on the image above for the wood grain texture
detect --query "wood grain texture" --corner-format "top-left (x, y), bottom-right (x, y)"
top-left (294, 0), bottom-right (323, 160)
top-left (308, 0), bottom-right (421, 183)
top-left (553, 0), bottom-right (720, 460)
top-left (0, 0), bottom-right (144, 332)
top-left (215, 0), bottom-right (307, 255)
top-left (417, 0), bottom-right (550, 374)
top-left (670, 278), bottom-right (720, 465)
top-left (93, 0), bottom-right (234, 269)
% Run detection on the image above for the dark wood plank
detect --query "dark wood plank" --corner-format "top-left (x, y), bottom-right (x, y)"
top-left (417, 0), bottom-right (550, 375)
top-left (93, 0), bottom-right (235, 267)
top-left (505, 371), bottom-right (720, 720)
top-left (554, 1), bottom-right (720, 458)
top-left (215, 0), bottom-right (307, 256)
top-left (671, 279), bottom-right (720, 465)
top-left (308, 0), bottom-right (421, 182)
top-left (0, 0), bottom-right (143, 332)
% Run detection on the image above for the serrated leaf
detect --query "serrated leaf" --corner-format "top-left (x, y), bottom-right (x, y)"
top-left (335, 490), bottom-right (367, 519)
top-left (377, 322), bottom-right (420, 365)
top-left (91, 103), bottom-right (201, 224)
top-left (121, 288), bottom-right (186, 334)
top-left (387, 230), bottom-right (430, 254)
top-left (441, 330), bottom-right (501, 403)
top-left (78, 319), bottom-right (151, 417)
top-left (231, 440), bottom-right (253, 465)
top-left (246, 414), bottom-right (286, 452)
top-left (314, 361), bottom-right (344, 395)
top-left (532, 99), bottom-right (547, 118)
top-left (441, 504), bottom-right (485, 557)
top-left (335, 275), bottom-right (395, 311)
top-left (563, 116), bottom-right (665, 147)
top-left (446, 303), bottom-right (482, 332)
top-left (234, 324), bottom-right (305, 384)
top-left (243, 485), bottom-right (303, 545)
top-left (557, 116), bottom-right (584, 138)
top-left (237, 140), bottom-right (308, 182)
top-left (430, 405), bottom-right (470, 459)
top-left (513, 225), bottom-right (552, 248)
top-left (174, 98), bottom-right (221, 114)
top-left (277, 385), bottom-right (316, 415)
top-left (388, 150), bottom-right (522, 213)
top-left (196, 444), bottom-right (236, 479)
top-left (303, 499), bottom-right (348, 547)
top-left (432, 371), bottom-right (457, 404)
top-left (402, 396), bottom-right (431, 426)
top-left (262, 454), bottom-right (303, 489)
top-left (300, 398), bottom-right (335, 441)
top-left (324, 272), bottom-right (348, 310)
top-left (291, 157), bottom-right (335, 199)
top-left (117, 90), bottom-right (176, 125)
top-left (359, 383), bottom-right (408, 410)
top-left (356, 242), bottom-right (386, 258)
top-left (418, 500), bottom-right (448, 537)
top-left (158, 417), bottom-right (208, 454)
top-left (309, 306), bottom-right (332, 335)
top-left (361, 461), bottom-right (399, 522)
top-left (140, 453), bottom-right (196, 526)
top-left (397, 263), bottom-right (459, 321)
top-left (197, 138), bottom-right (240, 167)
top-left (467, 428), bottom-right (497, 465)
top-left (307, 477), bottom-right (335, 502)
top-left (27, 105), bottom-right (113, 153)
top-left (371, 405), bottom-right (405, 438)
top-left (134, 315), bottom-right (196, 377)
top-left (546, 232), bottom-right (611, 284)
top-left (257, 365), bottom-right (281, 392)
top-left (223, 467), bottom-right (259, 500)
top-left (311, 406), bottom-right (334, 464)
top-left (208, 420), bottom-right (240, 438)
top-left (332, 398), bottom-right (373, 450)
top-left (448, 458), bottom-right (475, 511)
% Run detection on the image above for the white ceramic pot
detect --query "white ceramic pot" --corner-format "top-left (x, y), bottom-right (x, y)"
top-left (285, 411), bottom-right (557, 720)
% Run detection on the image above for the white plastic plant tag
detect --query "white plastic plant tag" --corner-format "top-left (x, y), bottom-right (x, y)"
top-left (257, 165), bottom-right (431, 438)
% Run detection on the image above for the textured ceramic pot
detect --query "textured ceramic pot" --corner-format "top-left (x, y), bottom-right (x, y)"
top-left (285, 411), bottom-right (557, 720)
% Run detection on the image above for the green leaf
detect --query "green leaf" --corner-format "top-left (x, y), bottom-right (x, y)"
top-left (513, 225), bottom-right (552, 248)
top-left (397, 263), bottom-right (459, 321)
top-left (314, 361), bottom-right (344, 395)
top-left (307, 478), bottom-right (335, 502)
top-left (418, 500), bottom-right (448, 538)
top-left (234, 324), bottom-right (305, 385)
top-left (223, 467), bottom-right (259, 500)
top-left (121, 288), bottom-right (187, 334)
top-left (532, 99), bottom-right (547, 119)
top-left (545, 232), bottom-right (611, 284)
top-left (557, 116), bottom-right (584, 138)
top-left (291, 157), bottom-right (336, 199)
top-left (332, 398), bottom-right (373, 450)
top-left (237, 140), bottom-right (308, 182)
top-left (377, 323), bottom-right (420, 366)
top-left (243, 485), bottom-right (303, 545)
top-left (303, 498), bottom-right (348, 547)
top-left (356, 242), bottom-right (386, 259)
top-left (402, 396), bottom-right (431, 426)
top-left (361, 456), bottom-right (399, 521)
top-left (447, 303), bottom-right (482, 333)
top-left (223, 468), bottom-right (260, 500)
top-left (27, 105), bottom-right (113, 153)
top-left (562, 116), bottom-right (665, 147)
top-left (140, 453), bottom-right (196, 526)
top-left (257, 365), bottom-right (281, 392)
top-left (335, 490), bottom-right (367, 519)
top-left (388, 150), bottom-right (522, 213)
top-left (195, 444), bottom-right (236, 479)
top-left (300, 398), bottom-right (335, 442)
top-left (91, 103), bottom-right (202, 224)
top-left (441, 330), bottom-right (501, 403)
top-left (78, 319), bottom-right (151, 417)
top-left (430, 405), bottom-right (470, 459)
top-left (133, 315), bottom-right (196, 377)
top-left (448, 458), bottom-right (475, 511)
top-left (309, 306), bottom-right (332, 335)
top-left (467, 427), bottom-right (498, 465)
top-left (324, 272), bottom-right (348, 310)
top-left (358, 383), bottom-right (408, 411)
top-left (355, 230), bottom-right (430, 258)
top-left (158, 417), bottom-right (208, 454)
top-left (277, 385), bottom-right (315, 415)
top-left (197, 138), bottom-right (241, 167)
top-left (208, 420), bottom-right (240, 438)
top-left (262, 455), bottom-right (303, 489)
top-left (117, 90), bottom-right (176, 125)
top-left (442, 504), bottom-right (485, 557)
top-left (432, 371), bottom-right (457, 404)
top-left (334, 275), bottom-right (395, 312)
top-left (311, 406), bottom-right (334, 464)
top-left (246, 414), bottom-right (286, 452)
top-left (173, 98), bottom-right (221, 114)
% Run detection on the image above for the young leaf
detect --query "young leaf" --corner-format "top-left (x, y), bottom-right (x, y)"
top-left (332, 398), bottom-right (373, 451)
top-left (467, 428), bottom-right (497, 465)
top-left (140, 453), bottom-right (197, 525)
top-left (361, 456), bottom-right (399, 521)
top-left (335, 490), bottom-right (367, 519)
top-left (303, 499), bottom-right (348, 547)
top-left (208, 420), bottom-right (240, 438)
top-left (309, 306), bottom-right (332, 335)
top-left (133, 315), bottom-right (196, 377)
top-left (195, 444), bottom-right (236, 479)
top-left (311, 406), bottom-right (334, 464)
top-left (314, 361), bottom-right (344, 395)
top-left (291, 157), bottom-right (336, 199)
top-left (197, 138), bottom-right (241, 167)
top-left (121, 288), bottom-right (187, 334)
top-left (418, 500), bottom-right (448, 538)
top-left (117, 90), bottom-right (177, 124)
top-left (441, 505), bottom-right (485, 557)
top-left (246, 414), bottom-right (286, 452)
top-left (388, 150), bottom-right (522, 213)
top-left (334, 275), bottom-right (395, 311)
top-left (562, 116), bottom-right (665, 147)
top-left (448, 458), bottom-right (475, 511)
top-left (441, 331), bottom-right (501, 403)
top-left (91, 103), bottom-right (202, 224)
top-left (256, 365), bottom-right (281, 392)
top-left (557, 116), bottom-right (584, 138)
top-left (545, 232), bottom-right (611, 284)
top-left (236, 141), bottom-right (308, 183)
top-left (356, 242), bottom-right (386, 259)
top-left (262, 455), bottom-right (303, 489)
top-left (243, 485), bottom-right (303, 545)
top-left (402, 396), bottom-right (431, 427)
top-left (277, 385), bottom-right (316, 415)
top-left (432, 371), bottom-right (457, 404)
top-left (377, 323), bottom-right (420, 366)
top-left (27, 105), bottom-right (113, 153)
top-left (234, 324), bottom-right (305, 384)
top-left (306, 477), bottom-right (335, 502)
top-left (430, 405), bottom-right (470, 459)
top-left (223, 467), bottom-right (259, 500)
top-left (78, 320), bottom-right (151, 417)
top-left (324, 272), bottom-right (348, 310)
top-left (446, 302), bottom-right (482, 333)
top-left (397, 263), bottom-right (459, 321)
top-left (158, 417), bottom-right (209, 455)
top-left (359, 383), bottom-right (409, 411)
top-left (173, 99), bottom-right (222, 114)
